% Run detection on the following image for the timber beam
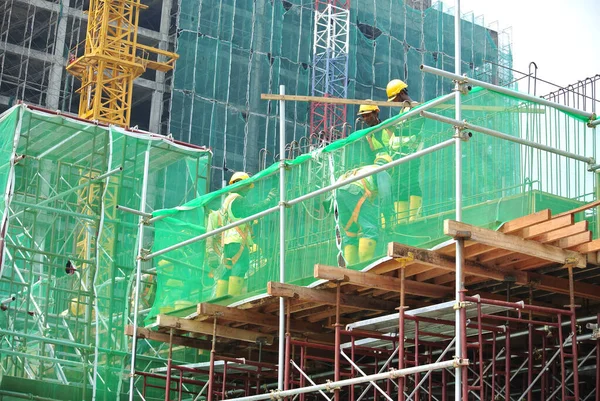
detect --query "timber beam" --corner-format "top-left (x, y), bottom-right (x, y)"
top-left (389, 242), bottom-right (600, 301)
top-left (267, 282), bottom-right (398, 311)
top-left (125, 326), bottom-right (217, 351)
top-left (444, 220), bottom-right (586, 268)
top-left (156, 315), bottom-right (274, 344)
top-left (197, 303), bottom-right (324, 334)
top-left (314, 264), bottom-right (452, 298)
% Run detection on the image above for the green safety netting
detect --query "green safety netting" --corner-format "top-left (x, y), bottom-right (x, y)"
top-left (0, 105), bottom-right (211, 400)
top-left (169, 0), bottom-right (514, 188)
top-left (149, 85), bottom-right (598, 322)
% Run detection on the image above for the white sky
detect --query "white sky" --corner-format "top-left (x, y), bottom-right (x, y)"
top-left (460, 0), bottom-right (600, 96)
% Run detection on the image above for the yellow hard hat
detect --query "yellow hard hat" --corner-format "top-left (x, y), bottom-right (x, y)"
top-left (386, 79), bottom-right (408, 101)
top-left (229, 172), bottom-right (250, 185)
top-left (374, 152), bottom-right (393, 166)
top-left (357, 102), bottom-right (380, 116)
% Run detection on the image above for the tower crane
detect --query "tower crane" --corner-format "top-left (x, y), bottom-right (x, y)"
top-left (66, 0), bottom-right (178, 127)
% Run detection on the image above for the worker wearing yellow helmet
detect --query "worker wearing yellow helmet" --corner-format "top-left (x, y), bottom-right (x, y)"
top-left (384, 79), bottom-right (424, 222)
top-left (335, 152), bottom-right (395, 266)
top-left (357, 102), bottom-right (381, 128)
top-left (210, 172), bottom-right (277, 298)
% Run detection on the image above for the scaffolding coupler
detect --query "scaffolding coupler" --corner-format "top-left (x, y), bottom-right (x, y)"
top-left (394, 252), bottom-right (414, 268)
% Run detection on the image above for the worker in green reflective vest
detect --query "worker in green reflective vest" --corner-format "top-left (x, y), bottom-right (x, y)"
top-left (336, 152), bottom-right (395, 265)
top-left (385, 78), bottom-right (424, 222)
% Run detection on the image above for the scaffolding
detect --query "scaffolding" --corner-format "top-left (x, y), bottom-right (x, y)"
top-left (0, 104), bottom-right (211, 400)
top-left (119, 52), bottom-right (600, 400)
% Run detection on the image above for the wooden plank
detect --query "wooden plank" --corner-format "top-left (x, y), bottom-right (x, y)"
top-left (125, 326), bottom-right (216, 351)
top-left (531, 221), bottom-right (588, 243)
top-left (156, 315), bottom-right (274, 344)
top-left (494, 231), bottom-right (592, 269)
top-left (500, 209), bottom-right (552, 233)
top-left (314, 264), bottom-right (453, 298)
top-left (554, 199), bottom-right (600, 218)
top-left (268, 282), bottom-right (399, 311)
top-left (444, 220), bottom-right (586, 268)
top-left (570, 238), bottom-right (600, 254)
top-left (261, 94), bottom-right (544, 113)
top-left (529, 272), bottom-right (600, 301)
top-left (415, 268), bottom-right (447, 282)
top-left (198, 303), bottom-right (323, 334)
top-left (514, 215), bottom-right (574, 239)
top-left (554, 232), bottom-right (593, 249)
top-left (433, 273), bottom-right (455, 285)
top-left (388, 242), bottom-right (526, 282)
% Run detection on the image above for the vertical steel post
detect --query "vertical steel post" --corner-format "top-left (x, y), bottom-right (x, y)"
top-left (207, 317), bottom-right (217, 401)
top-left (334, 282), bottom-right (341, 401)
top-left (278, 84), bottom-right (287, 392)
top-left (398, 267), bottom-right (406, 401)
top-left (505, 327), bottom-right (510, 400)
top-left (568, 267), bottom-right (580, 400)
top-left (129, 146), bottom-right (150, 400)
top-left (491, 332), bottom-right (496, 401)
top-left (596, 313), bottom-right (600, 401)
top-left (165, 328), bottom-right (174, 401)
top-left (453, 2), bottom-right (464, 400)
top-left (284, 300), bottom-right (291, 392)
top-left (414, 320), bottom-right (420, 401)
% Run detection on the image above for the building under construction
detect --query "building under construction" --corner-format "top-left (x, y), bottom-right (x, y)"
top-left (1, 1), bottom-right (600, 401)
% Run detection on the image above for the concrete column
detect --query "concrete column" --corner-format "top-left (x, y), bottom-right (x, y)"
top-left (46, 0), bottom-right (70, 110)
top-left (148, 0), bottom-right (174, 134)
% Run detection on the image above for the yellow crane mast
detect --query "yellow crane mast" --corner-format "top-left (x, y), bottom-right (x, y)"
top-left (66, 0), bottom-right (178, 127)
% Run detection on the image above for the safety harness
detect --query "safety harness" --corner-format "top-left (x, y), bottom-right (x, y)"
top-left (219, 194), bottom-right (251, 269)
top-left (340, 173), bottom-right (376, 238)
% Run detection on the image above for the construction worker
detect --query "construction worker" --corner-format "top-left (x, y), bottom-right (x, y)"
top-left (357, 103), bottom-right (381, 128)
top-left (336, 152), bottom-right (395, 265)
top-left (210, 172), bottom-right (277, 297)
top-left (385, 79), bottom-right (424, 222)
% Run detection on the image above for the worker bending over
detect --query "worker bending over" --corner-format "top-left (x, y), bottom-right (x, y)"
top-left (207, 172), bottom-right (276, 297)
top-left (385, 78), bottom-right (424, 222)
top-left (336, 153), bottom-right (395, 266)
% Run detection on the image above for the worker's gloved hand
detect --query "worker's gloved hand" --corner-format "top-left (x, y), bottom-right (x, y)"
top-left (207, 254), bottom-right (219, 270)
top-left (266, 188), bottom-right (279, 202)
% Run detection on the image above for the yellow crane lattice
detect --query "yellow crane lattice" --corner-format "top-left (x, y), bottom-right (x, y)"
top-left (66, 0), bottom-right (178, 127)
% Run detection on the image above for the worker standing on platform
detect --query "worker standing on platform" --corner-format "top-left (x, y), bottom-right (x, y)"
top-left (336, 153), bottom-right (395, 266)
top-left (385, 78), bottom-right (424, 222)
top-left (210, 172), bottom-right (277, 298)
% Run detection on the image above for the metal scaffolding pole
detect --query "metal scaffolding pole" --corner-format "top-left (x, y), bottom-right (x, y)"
top-left (277, 84), bottom-right (286, 392)
top-left (420, 64), bottom-right (596, 122)
top-left (453, 2), bottom-right (465, 401)
top-left (228, 360), bottom-right (462, 401)
top-left (128, 146), bottom-right (151, 400)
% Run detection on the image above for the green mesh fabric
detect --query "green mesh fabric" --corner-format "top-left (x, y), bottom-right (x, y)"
top-left (169, 0), bottom-right (514, 188)
top-left (149, 86), bottom-right (598, 322)
top-left (0, 105), bottom-right (211, 400)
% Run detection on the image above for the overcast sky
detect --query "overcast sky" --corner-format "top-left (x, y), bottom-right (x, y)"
top-left (460, 0), bottom-right (600, 97)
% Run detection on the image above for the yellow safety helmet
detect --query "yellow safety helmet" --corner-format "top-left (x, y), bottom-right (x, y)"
top-left (386, 79), bottom-right (408, 101)
top-left (357, 102), bottom-right (380, 116)
top-left (229, 171), bottom-right (250, 185)
top-left (374, 152), bottom-right (393, 166)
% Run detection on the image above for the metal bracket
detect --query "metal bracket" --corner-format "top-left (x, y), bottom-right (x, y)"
top-left (138, 248), bottom-right (150, 260)
top-left (453, 301), bottom-right (468, 310)
top-left (394, 252), bottom-right (414, 268)
top-left (269, 389), bottom-right (282, 400)
top-left (563, 256), bottom-right (579, 268)
top-left (324, 379), bottom-right (340, 393)
top-left (587, 162), bottom-right (600, 172)
top-left (452, 230), bottom-right (471, 239)
top-left (452, 356), bottom-right (469, 368)
top-left (278, 201), bottom-right (291, 208)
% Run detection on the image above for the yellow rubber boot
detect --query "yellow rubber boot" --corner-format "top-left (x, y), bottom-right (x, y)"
top-left (343, 245), bottom-right (359, 266)
top-left (358, 238), bottom-right (377, 263)
top-left (395, 201), bottom-right (409, 223)
top-left (409, 196), bottom-right (422, 222)
top-left (215, 280), bottom-right (229, 298)
top-left (228, 276), bottom-right (244, 296)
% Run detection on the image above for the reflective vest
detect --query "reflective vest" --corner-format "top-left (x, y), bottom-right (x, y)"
top-left (220, 193), bottom-right (253, 246)
top-left (338, 165), bottom-right (380, 200)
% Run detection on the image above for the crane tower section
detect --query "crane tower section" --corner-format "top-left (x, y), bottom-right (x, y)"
top-left (66, 0), bottom-right (178, 127)
top-left (310, 0), bottom-right (350, 143)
